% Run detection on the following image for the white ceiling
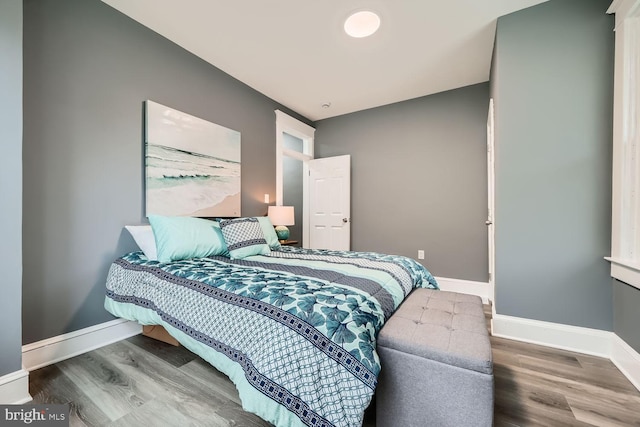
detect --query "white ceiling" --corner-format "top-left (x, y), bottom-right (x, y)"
top-left (102, 0), bottom-right (549, 121)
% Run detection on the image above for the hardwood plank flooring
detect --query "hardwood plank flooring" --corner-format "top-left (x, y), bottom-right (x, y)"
top-left (488, 305), bottom-right (640, 427)
top-left (29, 307), bottom-right (640, 426)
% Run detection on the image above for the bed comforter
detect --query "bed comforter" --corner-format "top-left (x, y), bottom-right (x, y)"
top-left (104, 246), bottom-right (438, 427)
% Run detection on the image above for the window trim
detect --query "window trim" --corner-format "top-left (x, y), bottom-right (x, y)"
top-left (607, 0), bottom-right (640, 289)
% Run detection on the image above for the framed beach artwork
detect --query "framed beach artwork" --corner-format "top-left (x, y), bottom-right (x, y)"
top-left (144, 100), bottom-right (241, 217)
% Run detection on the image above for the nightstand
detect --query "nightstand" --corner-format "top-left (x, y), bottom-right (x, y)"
top-left (279, 240), bottom-right (298, 246)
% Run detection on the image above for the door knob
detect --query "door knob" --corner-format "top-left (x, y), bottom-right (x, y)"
top-left (485, 220), bottom-right (493, 225)
top-left (342, 218), bottom-right (349, 223)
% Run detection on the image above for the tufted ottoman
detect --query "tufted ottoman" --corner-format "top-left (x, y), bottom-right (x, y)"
top-left (376, 289), bottom-right (494, 427)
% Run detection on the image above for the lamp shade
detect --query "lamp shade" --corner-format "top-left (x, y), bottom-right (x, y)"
top-left (268, 205), bottom-right (295, 226)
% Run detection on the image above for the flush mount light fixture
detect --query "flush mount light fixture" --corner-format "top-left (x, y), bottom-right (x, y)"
top-left (344, 10), bottom-right (381, 38)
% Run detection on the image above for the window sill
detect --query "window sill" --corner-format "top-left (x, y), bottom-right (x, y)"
top-left (605, 257), bottom-right (640, 290)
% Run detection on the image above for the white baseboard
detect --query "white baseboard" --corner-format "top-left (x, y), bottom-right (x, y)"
top-left (0, 369), bottom-right (32, 404)
top-left (15, 297), bottom-right (640, 396)
top-left (492, 313), bottom-right (640, 392)
top-left (611, 334), bottom-right (640, 391)
top-left (491, 313), bottom-right (612, 358)
top-left (435, 276), bottom-right (493, 304)
top-left (22, 319), bottom-right (142, 371)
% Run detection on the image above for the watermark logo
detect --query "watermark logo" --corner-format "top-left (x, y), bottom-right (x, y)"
top-left (0, 405), bottom-right (68, 426)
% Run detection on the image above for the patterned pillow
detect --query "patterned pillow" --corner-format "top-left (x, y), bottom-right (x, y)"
top-left (219, 217), bottom-right (271, 259)
top-left (256, 216), bottom-right (282, 250)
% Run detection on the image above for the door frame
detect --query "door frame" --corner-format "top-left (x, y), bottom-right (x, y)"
top-left (275, 110), bottom-right (315, 247)
top-left (487, 98), bottom-right (496, 306)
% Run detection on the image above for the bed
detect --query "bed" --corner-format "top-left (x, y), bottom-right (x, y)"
top-left (104, 218), bottom-right (438, 427)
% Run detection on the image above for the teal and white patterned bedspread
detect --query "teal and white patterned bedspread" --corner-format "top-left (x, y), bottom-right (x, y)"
top-left (104, 246), bottom-right (438, 427)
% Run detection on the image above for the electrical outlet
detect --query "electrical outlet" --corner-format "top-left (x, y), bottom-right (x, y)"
top-left (418, 250), bottom-right (425, 260)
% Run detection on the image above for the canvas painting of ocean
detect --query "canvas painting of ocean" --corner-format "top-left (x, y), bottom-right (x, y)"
top-left (145, 100), bottom-right (241, 217)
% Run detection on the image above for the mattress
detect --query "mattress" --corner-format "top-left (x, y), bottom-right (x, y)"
top-left (104, 246), bottom-right (438, 427)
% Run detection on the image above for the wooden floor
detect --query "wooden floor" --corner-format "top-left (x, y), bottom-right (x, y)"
top-left (30, 308), bottom-right (640, 426)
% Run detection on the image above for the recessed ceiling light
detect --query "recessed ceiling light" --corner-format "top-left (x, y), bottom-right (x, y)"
top-left (344, 11), bottom-right (381, 38)
top-left (321, 102), bottom-right (331, 109)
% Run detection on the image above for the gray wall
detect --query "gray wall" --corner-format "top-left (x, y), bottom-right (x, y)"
top-left (315, 83), bottom-right (489, 282)
top-left (19, 0), bottom-right (626, 348)
top-left (22, 0), bottom-right (310, 344)
top-left (0, 0), bottom-right (23, 376)
top-left (491, 0), bottom-right (614, 329)
top-left (283, 133), bottom-right (304, 244)
top-left (613, 280), bottom-right (640, 352)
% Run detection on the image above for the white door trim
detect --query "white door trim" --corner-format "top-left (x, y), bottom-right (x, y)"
top-left (487, 98), bottom-right (496, 304)
top-left (275, 110), bottom-right (315, 246)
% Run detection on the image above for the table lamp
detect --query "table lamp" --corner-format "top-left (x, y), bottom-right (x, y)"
top-left (268, 206), bottom-right (295, 242)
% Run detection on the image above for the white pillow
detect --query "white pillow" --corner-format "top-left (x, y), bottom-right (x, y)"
top-left (125, 225), bottom-right (158, 260)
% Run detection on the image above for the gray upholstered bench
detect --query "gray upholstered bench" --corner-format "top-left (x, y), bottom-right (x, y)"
top-left (376, 289), bottom-right (494, 427)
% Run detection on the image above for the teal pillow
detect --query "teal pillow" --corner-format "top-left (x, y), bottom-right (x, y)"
top-left (256, 216), bottom-right (282, 250)
top-left (148, 215), bottom-right (229, 263)
top-left (219, 217), bottom-right (271, 259)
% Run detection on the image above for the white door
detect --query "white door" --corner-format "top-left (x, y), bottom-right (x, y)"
top-left (487, 99), bottom-right (496, 300)
top-left (308, 155), bottom-right (351, 250)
